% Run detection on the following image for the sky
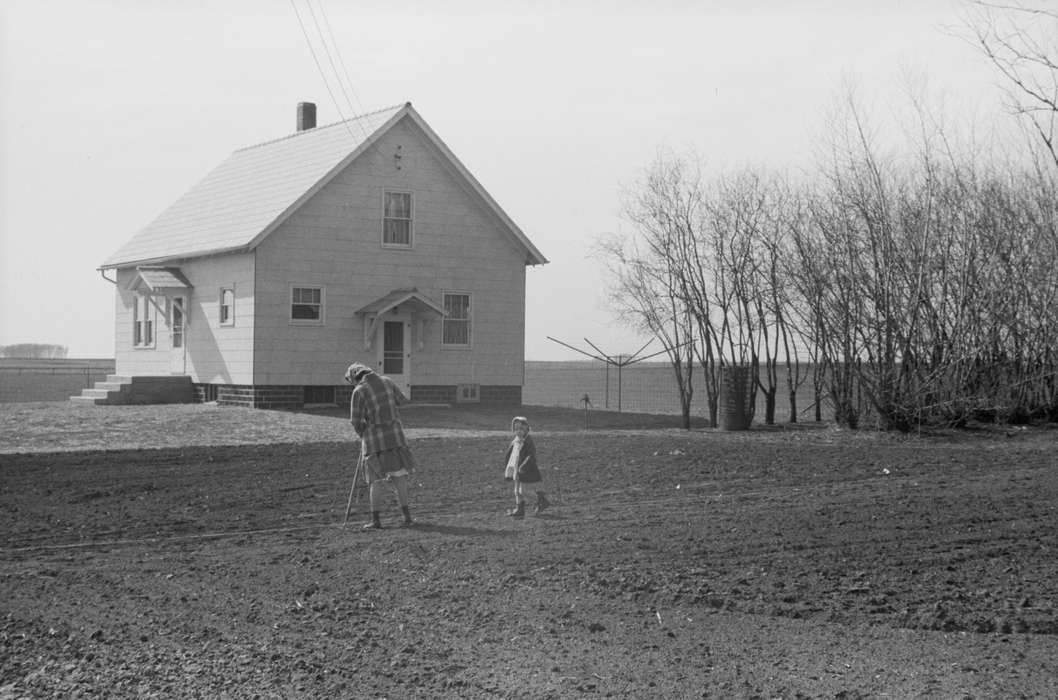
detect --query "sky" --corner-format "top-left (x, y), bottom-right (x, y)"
top-left (0, 0), bottom-right (1010, 361)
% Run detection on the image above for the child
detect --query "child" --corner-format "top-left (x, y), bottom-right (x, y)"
top-left (503, 416), bottom-right (549, 518)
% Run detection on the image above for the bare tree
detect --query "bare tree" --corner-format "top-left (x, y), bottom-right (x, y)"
top-left (787, 83), bottom-right (1058, 429)
top-left (963, 0), bottom-right (1058, 168)
top-left (764, 178), bottom-right (812, 423)
top-left (0, 343), bottom-right (69, 358)
top-left (604, 71), bottom-right (1058, 431)
top-left (597, 153), bottom-right (706, 428)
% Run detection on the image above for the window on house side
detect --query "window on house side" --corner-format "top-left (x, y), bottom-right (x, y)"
top-left (383, 191), bottom-right (412, 247)
top-left (443, 292), bottom-right (471, 346)
top-left (219, 288), bottom-right (234, 326)
top-left (171, 298), bottom-right (185, 348)
top-left (291, 286), bottom-right (324, 323)
top-left (132, 294), bottom-right (155, 348)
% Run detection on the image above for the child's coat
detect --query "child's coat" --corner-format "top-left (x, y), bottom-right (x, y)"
top-left (503, 434), bottom-right (541, 483)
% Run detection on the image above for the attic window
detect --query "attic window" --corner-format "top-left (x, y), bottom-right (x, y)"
top-left (382, 191), bottom-right (412, 248)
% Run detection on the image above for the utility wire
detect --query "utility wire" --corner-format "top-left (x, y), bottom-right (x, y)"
top-left (310, 0), bottom-right (371, 140)
top-left (289, 0), bottom-right (360, 141)
top-left (315, 0), bottom-right (367, 114)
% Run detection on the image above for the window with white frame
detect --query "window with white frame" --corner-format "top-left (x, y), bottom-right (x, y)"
top-left (382, 190), bottom-right (412, 247)
top-left (132, 294), bottom-right (155, 348)
top-left (170, 297), bottom-right (185, 348)
top-left (219, 288), bottom-right (234, 326)
top-left (442, 292), bottom-right (471, 347)
top-left (291, 286), bottom-right (324, 323)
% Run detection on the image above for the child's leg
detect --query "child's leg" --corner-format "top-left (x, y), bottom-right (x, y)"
top-left (392, 475), bottom-right (413, 525)
top-left (508, 481), bottom-right (525, 517)
top-left (535, 489), bottom-right (550, 513)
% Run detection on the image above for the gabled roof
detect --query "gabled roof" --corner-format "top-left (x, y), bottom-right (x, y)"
top-left (355, 288), bottom-right (447, 350)
top-left (126, 266), bottom-right (192, 294)
top-left (101, 103), bottom-right (547, 269)
top-left (355, 288), bottom-right (445, 317)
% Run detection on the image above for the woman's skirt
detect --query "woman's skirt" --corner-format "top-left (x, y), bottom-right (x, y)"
top-left (364, 445), bottom-right (417, 483)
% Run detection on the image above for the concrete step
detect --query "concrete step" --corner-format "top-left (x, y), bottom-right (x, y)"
top-left (70, 375), bottom-right (193, 406)
top-left (70, 378), bottom-right (131, 405)
top-left (69, 395), bottom-right (106, 406)
top-left (80, 388), bottom-right (120, 400)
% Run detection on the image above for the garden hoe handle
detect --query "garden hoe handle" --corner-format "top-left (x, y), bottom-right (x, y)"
top-left (342, 443), bottom-right (365, 528)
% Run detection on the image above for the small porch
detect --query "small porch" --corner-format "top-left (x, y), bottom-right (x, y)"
top-left (71, 375), bottom-right (195, 405)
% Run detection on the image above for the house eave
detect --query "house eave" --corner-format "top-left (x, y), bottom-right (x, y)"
top-left (99, 244), bottom-right (251, 271)
top-left (241, 107), bottom-right (412, 254)
top-left (400, 105), bottom-right (549, 267)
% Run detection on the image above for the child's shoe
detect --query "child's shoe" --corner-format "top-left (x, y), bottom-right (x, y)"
top-left (534, 493), bottom-right (550, 514)
top-left (507, 502), bottom-right (525, 519)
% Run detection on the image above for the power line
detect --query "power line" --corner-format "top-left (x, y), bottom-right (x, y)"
top-left (305, 0), bottom-right (371, 140)
top-left (288, 0), bottom-right (359, 141)
top-left (315, 0), bottom-right (366, 114)
top-left (312, 0), bottom-right (371, 138)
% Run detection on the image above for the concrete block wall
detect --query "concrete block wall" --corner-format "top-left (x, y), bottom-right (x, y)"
top-left (124, 376), bottom-right (196, 404)
top-left (411, 385), bottom-right (458, 403)
top-left (193, 382), bottom-right (521, 409)
top-left (479, 385), bottom-right (521, 406)
top-left (201, 384), bottom-right (304, 409)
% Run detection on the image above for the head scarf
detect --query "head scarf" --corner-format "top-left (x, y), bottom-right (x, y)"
top-left (511, 416), bottom-right (531, 433)
top-left (344, 362), bottom-right (373, 384)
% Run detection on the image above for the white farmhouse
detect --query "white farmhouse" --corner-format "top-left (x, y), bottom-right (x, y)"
top-left (83, 102), bottom-right (547, 408)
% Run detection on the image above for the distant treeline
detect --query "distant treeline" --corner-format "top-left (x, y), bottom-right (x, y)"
top-left (0, 344), bottom-right (68, 358)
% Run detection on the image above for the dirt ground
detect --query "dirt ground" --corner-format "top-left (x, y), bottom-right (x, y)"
top-left (2, 403), bottom-right (1058, 698)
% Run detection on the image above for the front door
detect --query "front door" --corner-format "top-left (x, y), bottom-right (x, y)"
top-left (169, 296), bottom-right (187, 375)
top-left (378, 317), bottom-right (411, 396)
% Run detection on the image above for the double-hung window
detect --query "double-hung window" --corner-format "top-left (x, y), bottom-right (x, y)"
top-left (170, 297), bottom-right (185, 348)
top-left (383, 191), bottom-right (413, 247)
top-left (442, 292), bottom-right (471, 347)
top-left (291, 286), bottom-right (324, 324)
top-left (219, 288), bottom-right (234, 326)
top-left (132, 294), bottom-right (155, 348)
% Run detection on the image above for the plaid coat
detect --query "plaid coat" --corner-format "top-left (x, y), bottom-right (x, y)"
top-left (350, 371), bottom-right (409, 455)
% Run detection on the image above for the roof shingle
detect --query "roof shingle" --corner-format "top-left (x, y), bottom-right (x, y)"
top-left (102, 104), bottom-right (405, 268)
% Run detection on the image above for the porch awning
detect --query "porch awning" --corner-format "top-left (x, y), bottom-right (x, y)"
top-left (355, 288), bottom-right (445, 318)
top-left (355, 288), bottom-right (445, 350)
top-left (126, 266), bottom-right (193, 295)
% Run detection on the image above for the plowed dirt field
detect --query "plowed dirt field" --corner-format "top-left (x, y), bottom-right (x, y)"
top-left (2, 403), bottom-right (1057, 698)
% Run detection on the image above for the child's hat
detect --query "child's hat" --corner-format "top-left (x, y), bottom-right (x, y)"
top-left (511, 416), bottom-right (530, 432)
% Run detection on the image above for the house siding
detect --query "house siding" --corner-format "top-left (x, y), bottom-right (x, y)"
top-left (253, 117), bottom-right (528, 392)
top-left (114, 268), bottom-right (172, 377)
top-left (114, 254), bottom-right (255, 384)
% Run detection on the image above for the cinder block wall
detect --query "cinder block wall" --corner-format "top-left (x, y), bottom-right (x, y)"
top-left (194, 382), bottom-right (521, 409)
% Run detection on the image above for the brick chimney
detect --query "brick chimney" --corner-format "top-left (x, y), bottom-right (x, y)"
top-left (297, 102), bottom-right (317, 131)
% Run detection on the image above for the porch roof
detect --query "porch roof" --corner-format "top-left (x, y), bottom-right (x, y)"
top-left (355, 289), bottom-right (445, 318)
top-left (355, 289), bottom-right (446, 350)
top-left (126, 267), bottom-right (192, 295)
